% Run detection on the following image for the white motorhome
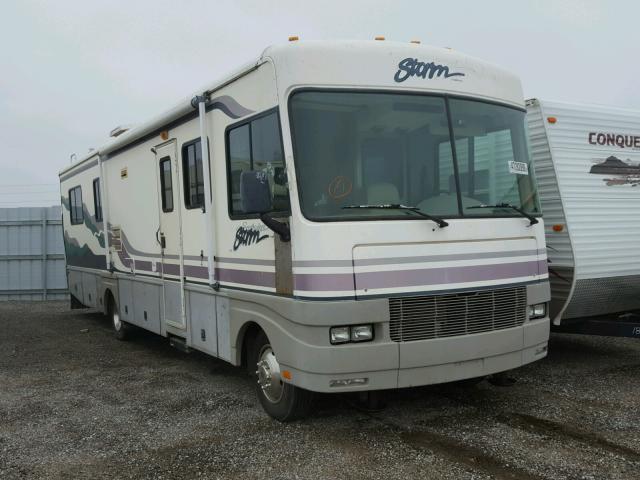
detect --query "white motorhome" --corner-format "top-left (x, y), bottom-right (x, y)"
top-left (60, 40), bottom-right (550, 421)
top-left (528, 99), bottom-right (640, 332)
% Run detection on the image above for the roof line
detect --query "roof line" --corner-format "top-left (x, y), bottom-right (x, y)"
top-left (59, 58), bottom-right (263, 177)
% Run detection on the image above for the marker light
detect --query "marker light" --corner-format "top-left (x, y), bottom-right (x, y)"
top-left (288, 35), bottom-right (299, 42)
top-left (282, 370), bottom-right (292, 380)
top-left (547, 116), bottom-right (557, 124)
top-left (552, 224), bottom-right (564, 232)
top-left (160, 130), bottom-right (169, 140)
top-left (410, 39), bottom-right (421, 44)
top-left (375, 36), bottom-right (385, 41)
top-left (528, 303), bottom-right (546, 320)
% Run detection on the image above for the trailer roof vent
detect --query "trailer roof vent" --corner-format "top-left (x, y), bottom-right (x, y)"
top-left (110, 125), bottom-right (134, 138)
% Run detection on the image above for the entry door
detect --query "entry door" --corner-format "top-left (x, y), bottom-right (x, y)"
top-left (154, 141), bottom-right (186, 330)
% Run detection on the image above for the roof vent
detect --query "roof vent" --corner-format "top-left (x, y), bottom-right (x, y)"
top-left (110, 125), bottom-right (133, 138)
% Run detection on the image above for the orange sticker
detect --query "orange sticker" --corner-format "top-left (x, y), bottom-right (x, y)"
top-left (327, 176), bottom-right (353, 200)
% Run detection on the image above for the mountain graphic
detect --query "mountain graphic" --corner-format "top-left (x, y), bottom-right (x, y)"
top-left (590, 156), bottom-right (640, 175)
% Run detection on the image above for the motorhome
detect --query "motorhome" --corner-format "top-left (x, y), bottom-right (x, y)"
top-left (60, 40), bottom-right (550, 421)
top-left (527, 99), bottom-right (640, 335)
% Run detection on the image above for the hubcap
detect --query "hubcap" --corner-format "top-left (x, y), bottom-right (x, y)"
top-left (256, 346), bottom-right (284, 403)
top-left (113, 309), bottom-right (121, 331)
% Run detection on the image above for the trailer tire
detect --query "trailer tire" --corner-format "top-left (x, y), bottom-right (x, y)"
top-left (251, 330), bottom-right (314, 422)
top-left (107, 295), bottom-right (131, 341)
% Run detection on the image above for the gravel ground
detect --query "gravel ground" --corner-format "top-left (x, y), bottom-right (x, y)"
top-left (1, 301), bottom-right (640, 480)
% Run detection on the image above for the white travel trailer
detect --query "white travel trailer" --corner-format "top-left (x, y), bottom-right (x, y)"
top-left (528, 99), bottom-right (640, 335)
top-left (60, 40), bottom-right (550, 421)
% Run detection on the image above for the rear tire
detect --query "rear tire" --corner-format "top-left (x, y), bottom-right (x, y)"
top-left (108, 296), bottom-right (131, 341)
top-left (251, 330), bottom-right (314, 421)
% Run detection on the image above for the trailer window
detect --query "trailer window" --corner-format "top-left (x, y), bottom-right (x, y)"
top-left (182, 140), bottom-right (204, 209)
top-left (159, 157), bottom-right (173, 212)
top-left (226, 110), bottom-right (289, 217)
top-left (92, 178), bottom-right (103, 222)
top-left (69, 186), bottom-right (83, 225)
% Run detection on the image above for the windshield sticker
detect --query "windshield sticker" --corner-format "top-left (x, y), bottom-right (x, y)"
top-left (508, 161), bottom-right (529, 175)
top-left (233, 224), bottom-right (269, 251)
top-left (327, 175), bottom-right (353, 201)
top-left (394, 58), bottom-right (465, 83)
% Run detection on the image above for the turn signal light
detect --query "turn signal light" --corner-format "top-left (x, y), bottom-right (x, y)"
top-left (552, 224), bottom-right (564, 232)
top-left (547, 116), bottom-right (557, 124)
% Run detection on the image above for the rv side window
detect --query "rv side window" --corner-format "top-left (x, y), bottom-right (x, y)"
top-left (226, 110), bottom-right (289, 217)
top-left (92, 178), bottom-right (103, 222)
top-left (182, 140), bottom-right (204, 209)
top-left (69, 186), bottom-right (83, 225)
top-left (159, 157), bottom-right (174, 212)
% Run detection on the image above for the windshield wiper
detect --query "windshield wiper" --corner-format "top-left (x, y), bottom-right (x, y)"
top-left (467, 203), bottom-right (539, 226)
top-left (342, 204), bottom-right (449, 228)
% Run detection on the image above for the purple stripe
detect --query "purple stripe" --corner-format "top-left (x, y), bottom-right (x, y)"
top-left (294, 272), bottom-right (355, 292)
top-left (135, 260), bottom-right (152, 272)
top-left (293, 260), bottom-right (546, 292)
top-left (215, 268), bottom-right (275, 288)
top-left (356, 260), bottom-right (547, 291)
top-left (184, 265), bottom-right (208, 279)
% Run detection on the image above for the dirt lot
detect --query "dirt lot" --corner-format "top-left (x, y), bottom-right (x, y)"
top-left (1, 302), bottom-right (639, 480)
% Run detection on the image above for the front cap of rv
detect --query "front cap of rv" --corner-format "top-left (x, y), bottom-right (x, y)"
top-left (264, 40), bottom-right (525, 110)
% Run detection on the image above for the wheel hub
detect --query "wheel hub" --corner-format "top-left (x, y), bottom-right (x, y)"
top-left (256, 347), bottom-right (283, 403)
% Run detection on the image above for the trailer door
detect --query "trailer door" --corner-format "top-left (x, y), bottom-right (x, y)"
top-left (154, 140), bottom-right (186, 330)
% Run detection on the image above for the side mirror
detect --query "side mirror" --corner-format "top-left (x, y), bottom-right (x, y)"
top-left (240, 171), bottom-right (272, 214)
top-left (240, 170), bottom-right (290, 242)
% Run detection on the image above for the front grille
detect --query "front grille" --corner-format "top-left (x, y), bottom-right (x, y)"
top-left (389, 286), bottom-right (527, 342)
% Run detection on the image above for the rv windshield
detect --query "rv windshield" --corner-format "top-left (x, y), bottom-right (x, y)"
top-left (289, 91), bottom-right (540, 221)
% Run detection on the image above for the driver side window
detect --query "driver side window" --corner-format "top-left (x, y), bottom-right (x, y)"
top-left (226, 110), bottom-right (290, 218)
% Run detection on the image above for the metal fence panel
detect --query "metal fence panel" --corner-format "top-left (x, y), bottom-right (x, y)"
top-left (0, 206), bottom-right (68, 300)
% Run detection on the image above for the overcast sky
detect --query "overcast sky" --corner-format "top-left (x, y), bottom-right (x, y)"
top-left (1, 0), bottom-right (638, 207)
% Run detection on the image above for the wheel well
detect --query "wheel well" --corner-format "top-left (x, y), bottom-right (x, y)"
top-left (240, 322), bottom-right (263, 369)
top-left (103, 289), bottom-right (115, 315)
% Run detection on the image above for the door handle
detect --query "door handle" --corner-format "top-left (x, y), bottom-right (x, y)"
top-left (156, 228), bottom-right (166, 249)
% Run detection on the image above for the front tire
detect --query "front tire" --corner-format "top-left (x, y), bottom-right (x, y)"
top-left (108, 296), bottom-right (131, 341)
top-left (251, 331), bottom-right (314, 421)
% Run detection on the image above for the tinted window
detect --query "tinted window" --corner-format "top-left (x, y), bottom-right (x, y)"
top-left (289, 91), bottom-right (458, 220)
top-left (182, 140), bottom-right (204, 209)
top-left (92, 178), bottom-right (103, 222)
top-left (227, 111), bottom-right (289, 217)
top-left (289, 91), bottom-right (540, 222)
top-left (159, 157), bottom-right (174, 212)
top-left (69, 186), bottom-right (83, 225)
top-left (448, 98), bottom-right (539, 215)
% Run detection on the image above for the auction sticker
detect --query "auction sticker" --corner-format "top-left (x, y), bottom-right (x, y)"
top-left (508, 161), bottom-right (529, 175)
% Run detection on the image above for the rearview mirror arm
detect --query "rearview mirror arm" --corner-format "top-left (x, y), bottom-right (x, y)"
top-left (259, 213), bottom-right (291, 242)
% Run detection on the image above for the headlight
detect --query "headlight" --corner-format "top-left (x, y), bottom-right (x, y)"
top-left (330, 326), bottom-right (351, 344)
top-left (351, 324), bottom-right (373, 342)
top-left (528, 303), bottom-right (546, 319)
top-left (330, 324), bottom-right (374, 344)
